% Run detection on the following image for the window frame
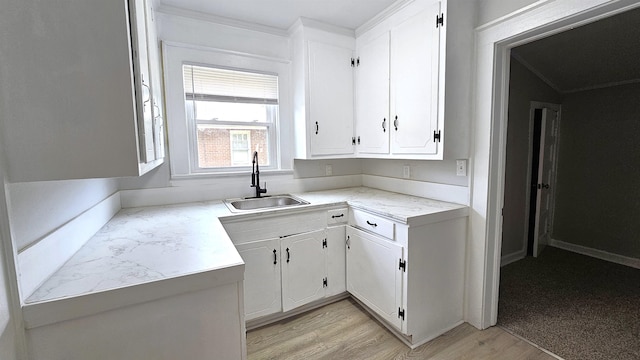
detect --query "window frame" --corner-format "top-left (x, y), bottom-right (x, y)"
top-left (162, 42), bottom-right (293, 179)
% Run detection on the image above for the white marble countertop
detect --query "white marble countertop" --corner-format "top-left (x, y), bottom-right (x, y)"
top-left (24, 186), bottom-right (468, 325)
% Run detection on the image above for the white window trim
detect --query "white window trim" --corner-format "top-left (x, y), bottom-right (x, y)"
top-left (162, 42), bottom-right (293, 178)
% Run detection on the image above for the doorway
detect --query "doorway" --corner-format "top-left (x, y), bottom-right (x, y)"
top-left (476, 1), bottom-right (640, 331)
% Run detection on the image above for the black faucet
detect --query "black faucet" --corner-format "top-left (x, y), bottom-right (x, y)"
top-left (251, 151), bottom-right (267, 198)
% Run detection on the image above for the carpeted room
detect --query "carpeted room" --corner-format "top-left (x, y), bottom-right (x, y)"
top-left (499, 6), bottom-right (640, 360)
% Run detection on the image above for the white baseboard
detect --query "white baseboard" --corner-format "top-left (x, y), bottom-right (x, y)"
top-left (362, 175), bottom-right (469, 205)
top-left (501, 250), bottom-right (526, 267)
top-left (549, 239), bottom-right (640, 269)
top-left (18, 192), bottom-right (121, 300)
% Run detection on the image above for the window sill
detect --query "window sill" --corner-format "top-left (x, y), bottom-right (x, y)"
top-left (169, 169), bottom-right (294, 187)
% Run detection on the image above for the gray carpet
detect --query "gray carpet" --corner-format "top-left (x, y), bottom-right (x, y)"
top-left (498, 246), bottom-right (640, 360)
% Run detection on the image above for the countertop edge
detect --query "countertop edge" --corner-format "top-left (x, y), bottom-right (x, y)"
top-left (23, 262), bottom-right (244, 329)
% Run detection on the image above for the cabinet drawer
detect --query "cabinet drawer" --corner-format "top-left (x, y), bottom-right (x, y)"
top-left (327, 208), bottom-right (348, 225)
top-left (349, 209), bottom-right (395, 240)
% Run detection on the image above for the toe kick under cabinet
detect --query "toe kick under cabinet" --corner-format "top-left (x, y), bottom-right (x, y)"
top-left (346, 209), bottom-right (467, 348)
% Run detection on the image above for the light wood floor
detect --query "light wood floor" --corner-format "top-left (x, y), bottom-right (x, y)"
top-left (247, 298), bottom-right (559, 360)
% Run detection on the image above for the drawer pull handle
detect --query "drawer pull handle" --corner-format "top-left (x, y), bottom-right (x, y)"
top-left (346, 235), bottom-right (350, 249)
top-left (286, 248), bottom-right (290, 263)
top-left (366, 220), bottom-right (378, 227)
top-left (332, 214), bottom-right (344, 218)
top-left (273, 249), bottom-right (277, 265)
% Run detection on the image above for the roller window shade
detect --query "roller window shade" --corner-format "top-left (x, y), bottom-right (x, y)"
top-left (183, 65), bottom-right (278, 105)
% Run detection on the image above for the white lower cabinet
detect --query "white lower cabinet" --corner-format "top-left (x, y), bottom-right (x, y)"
top-left (281, 229), bottom-right (327, 312)
top-left (346, 226), bottom-right (404, 330)
top-left (236, 239), bottom-right (282, 321)
top-left (326, 225), bottom-right (347, 297)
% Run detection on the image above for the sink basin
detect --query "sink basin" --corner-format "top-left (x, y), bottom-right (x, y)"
top-left (224, 194), bottom-right (309, 212)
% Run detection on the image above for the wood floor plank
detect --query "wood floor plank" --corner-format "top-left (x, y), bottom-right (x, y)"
top-left (247, 298), bottom-right (559, 360)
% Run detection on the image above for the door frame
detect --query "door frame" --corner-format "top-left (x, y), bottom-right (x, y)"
top-left (525, 103), bottom-right (561, 257)
top-left (471, 0), bottom-right (640, 329)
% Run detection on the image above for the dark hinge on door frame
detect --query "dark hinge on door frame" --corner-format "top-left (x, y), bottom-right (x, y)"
top-left (323, 277), bottom-right (328, 288)
top-left (398, 308), bottom-right (405, 320)
top-left (352, 137), bottom-right (356, 145)
top-left (322, 239), bottom-right (327, 248)
top-left (399, 259), bottom-right (406, 272)
top-left (433, 130), bottom-right (441, 142)
top-left (350, 58), bottom-right (355, 67)
top-left (436, 13), bottom-right (444, 28)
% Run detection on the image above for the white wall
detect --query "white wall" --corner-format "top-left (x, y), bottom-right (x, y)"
top-left (501, 58), bottom-right (562, 259)
top-left (7, 179), bottom-right (118, 251)
top-left (553, 83), bottom-right (640, 259)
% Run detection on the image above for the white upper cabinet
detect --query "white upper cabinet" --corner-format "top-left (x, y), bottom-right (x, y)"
top-left (390, 4), bottom-right (441, 155)
top-left (0, 0), bottom-right (164, 181)
top-left (355, 0), bottom-right (444, 159)
top-left (355, 32), bottom-right (391, 155)
top-left (291, 20), bottom-right (356, 159)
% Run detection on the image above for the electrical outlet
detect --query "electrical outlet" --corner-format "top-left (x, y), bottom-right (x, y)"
top-left (403, 165), bottom-right (411, 179)
top-left (325, 164), bottom-right (333, 176)
top-left (456, 159), bottom-right (467, 176)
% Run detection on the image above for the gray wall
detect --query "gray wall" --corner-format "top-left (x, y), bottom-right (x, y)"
top-left (553, 83), bottom-right (640, 258)
top-left (502, 58), bottom-right (562, 258)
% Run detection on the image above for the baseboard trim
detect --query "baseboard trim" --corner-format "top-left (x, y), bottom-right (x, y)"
top-left (17, 192), bottom-right (121, 300)
top-left (549, 239), bottom-right (640, 269)
top-left (501, 250), bottom-right (526, 267)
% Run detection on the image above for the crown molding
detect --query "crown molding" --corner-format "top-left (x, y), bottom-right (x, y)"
top-left (156, 4), bottom-right (290, 38)
top-left (355, 0), bottom-right (414, 37)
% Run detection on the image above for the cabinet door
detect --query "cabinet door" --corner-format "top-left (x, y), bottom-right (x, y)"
top-left (130, 0), bottom-right (156, 163)
top-left (236, 239), bottom-right (282, 321)
top-left (390, 4), bottom-right (441, 155)
top-left (346, 227), bottom-right (404, 329)
top-left (142, 0), bottom-right (165, 160)
top-left (326, 225), bottom-right (347, 297)
top-left (281, 229), bottom-right (327, 312)
top-left (308, 41), bottom-right (354, 156)
top-left (356, 32), bottom-right (390, 155)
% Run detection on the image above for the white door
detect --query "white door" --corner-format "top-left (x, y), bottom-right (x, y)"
top-left (236, 238), bottom-right (282, 320)
top-left (143, 0), bottom-right (165, 160)
top-left (356, 31), bottom-right (390, 154)
top-left (308, 41), bottom-right (354, 156)
top-left (390, 3), bottom-right (441, 155)
top-left (533, 108), bottom-right (559, 257)
top-left (346, 227), bottom-right (403, 330)
top-left (281, 229), bottom-right (327, 311)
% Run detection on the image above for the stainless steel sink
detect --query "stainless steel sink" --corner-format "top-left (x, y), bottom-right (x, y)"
top-left (223, 194), bottom-right (309, 212)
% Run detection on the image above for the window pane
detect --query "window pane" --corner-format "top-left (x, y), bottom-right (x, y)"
top-left (196, 125), bottom-right (270, 168)
top-left (194, 101), bottom-right (275, 123)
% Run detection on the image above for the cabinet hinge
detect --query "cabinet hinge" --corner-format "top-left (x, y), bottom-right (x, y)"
top-left (436, 13), bottom-right (444, 28)
top-left (352, 136), bottom-right (356, 145)
top-left (433, 130), bottom-right (441, 142)
top-left (356, 57), bottom-right (360, 66)
top-left (322, 239), bottom-right (327, 248)
top-left (357, 136), bottom-right (361, 145)
top-left (351, 58), bottom-right (355, 67)
top-left (398, 308), bottom-right (405, 320)
top-left (399, 259), bottom-right (406, 272)
top-left (323, 277), bottom-right (328, 288)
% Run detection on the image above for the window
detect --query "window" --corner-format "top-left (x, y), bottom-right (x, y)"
top-left (162, 43), bottom-right (292, 179)
top-left (183, 65), bottom-right (278, 171)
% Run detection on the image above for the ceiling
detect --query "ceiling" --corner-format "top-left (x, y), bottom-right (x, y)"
top-left (511, 6), bottom-right (640, 94)
top-left (159, 0), bottom-right (399, 30)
